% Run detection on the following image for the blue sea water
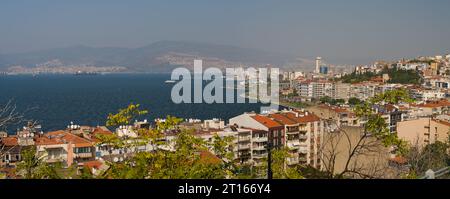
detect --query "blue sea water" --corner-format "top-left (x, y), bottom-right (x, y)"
top-left (0, 74), bottom-right (264, 134)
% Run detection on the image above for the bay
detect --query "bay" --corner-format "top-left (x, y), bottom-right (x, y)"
top-left (0, 74), bottom-right (264, 133)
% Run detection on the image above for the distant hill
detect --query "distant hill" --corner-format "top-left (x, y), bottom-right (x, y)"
top-left (0, 41), bottom-right (311, 72)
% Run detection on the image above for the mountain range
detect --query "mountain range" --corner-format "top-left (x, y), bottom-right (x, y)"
top-left (0, 41), bottom-right (313, 73)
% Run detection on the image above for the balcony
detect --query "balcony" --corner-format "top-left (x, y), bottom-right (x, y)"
top-left (238, 144), bottom-right (251, 150)
top-left (253, 153), bottom-right (268, 159)
top-left (299, 143), bottom-right (308, 148)
top-left (299, 147), bottom-right (309, 154)
top-left (46, 157), bottom-right (65, 163)
top-left (239, 151), bottom-right (251, 156)
top-left (253, 137), bottom-right (268, 143)
top-left (299, 126), bottom-right (308, 131)
top-left (286, 130), bottom-right (299, 135)
top-left (75, 153), bottom-right (93, 158)
top-left (253, 145), bottom-right (266, 151)
top-left (287, 157), bottom-right (299, 165)
top-left (287, 141), bottom-right (301, 149)
top-left (299, 157), bottom-right (307, 162)
top-left (238, 135), bottom-right (251, 141)
top-left (299, 134), bottom-right (308, 140)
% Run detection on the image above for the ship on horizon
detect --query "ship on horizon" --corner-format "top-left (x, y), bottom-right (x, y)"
top-left (75, 71), bottom-right (99, 76)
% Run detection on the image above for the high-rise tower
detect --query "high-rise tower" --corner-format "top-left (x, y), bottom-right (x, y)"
top-left (315, 57), bottom-right (322, 73)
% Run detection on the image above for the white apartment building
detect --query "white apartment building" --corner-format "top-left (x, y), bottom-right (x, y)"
top-left (350, 82), bottom-right (379, 101)
top-left (295, 79), bottom-right (334, 100)
top-left (331, 82), bottom-right (351, 100)
top-left (203, 118), bottom-right (225, 130)
top-left (296, 80), bottom-right (314, 99)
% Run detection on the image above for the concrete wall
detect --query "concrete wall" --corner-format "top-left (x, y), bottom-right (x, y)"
top-left (397, 118), bottom-right (450, 149)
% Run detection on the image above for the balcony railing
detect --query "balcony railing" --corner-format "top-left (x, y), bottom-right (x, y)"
top-left (238, 144), bottom-right (251, 150)
top-left (253, 137), bottom-right (268, 143)
top-left (238, 136), bottom-right (251, 141)
top-left (46, 156), bottom-right (65, 163)
top-left (238, 152), bottom-right (252, 158)
top-left (287, 157), bottom-right (299, 165)
top-left (299, 125), bottom-right (308, 131)
top-left (299, 157), bottom-right (307, 162)
top-left (286, 130), bottom-right (299, 135)
top-left (299, 147), bottom-right (309, 154)
top-left (253, 145), bottom-right (266, 151)
top-left (299, 134), bottom-right (308, 140)
top-left (287, 141), bottom-right (301, 149)
top-left (253, 153), bottom-right (268, 159)
top-left (75, 153), bottom-right (93, 158)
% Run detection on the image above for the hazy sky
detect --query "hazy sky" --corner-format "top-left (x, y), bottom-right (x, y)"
top-left (1, 0), bottom-right (449, 65)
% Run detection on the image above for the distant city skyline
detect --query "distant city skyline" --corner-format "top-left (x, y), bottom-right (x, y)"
top-left (1, 0), bottom-right (450, 65)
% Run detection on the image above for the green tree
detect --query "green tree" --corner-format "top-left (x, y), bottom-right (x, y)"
top-left (106, 103), bottom-right (148, 127)
top-left (334, 99), bottom-right (346, 105)
top-left (320, 89), bottom-right (413, 179)
top-left (78, 166), bottom-right (95, 179)
top-left (16, 147), bottom-right (62, 179)
top-left (262, 147), bottom-right (304, 179)
top-left (406, 141), bottom-right (449, 177)
top-left (348, 97), bottom-right (362, 106)
top-left (339, 68), bottom-right (421, 84)
top-left (320, 96), bottom-right (333, 104)
top-left (100, 103), bottom-right (237, 179)
top-left (297, 165), bottom-right (332, 179)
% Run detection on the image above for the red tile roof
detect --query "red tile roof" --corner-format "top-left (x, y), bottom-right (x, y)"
top-left (268, 114), bottom-right (297, 125)
top-left (89, 127), bottom-right (114, 143)
top-left (251, 115), bottom-right (282, 128)
top-left (319, 105), bottom-right (352, 114)
top-left (81, 160), bottom-right (104, 169)
top-left (36, 130), bottom-right (93, 147)
top-left (413, 100), bottom-right (450, 108)
top-left (390, 156), bottom-right (407, 165)
top-left (284, 112), bottom-right (321, 123)
top-left (0, 136), bottom-right (18, 146)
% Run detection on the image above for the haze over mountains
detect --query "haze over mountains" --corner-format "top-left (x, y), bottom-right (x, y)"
top-left (0, 41), bottom-right (313, 73)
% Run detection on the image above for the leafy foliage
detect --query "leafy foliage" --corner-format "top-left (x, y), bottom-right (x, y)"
top-left (16, 147), bottom-right (62, 179)
top-left (100, 129), bottom-right (234, 179)
top-left (348, 97), bottom-right (362, 106)
top-left (406, 141), bottom-right (449, 177)
top-left (271, 147), bottom-right (304, 179)
top-left (386, 68), bottom-right (421, 84)
top-left (340, 71), bottom-right (378, 83)
top-left (339, 67), bottom-right (421, 84)
top-left (354, 89), bottom-right (413, 155)
top-left (106, 103), bottom-right (148, 127)
top-left (319, 96), bottom-right (345, 105)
